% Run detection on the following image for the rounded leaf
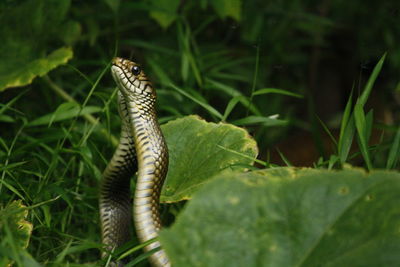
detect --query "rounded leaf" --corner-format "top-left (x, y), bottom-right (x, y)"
top-left (160, 167), bottom-right (400, 267)
top-left (160, 115), bottom-right (258, 202)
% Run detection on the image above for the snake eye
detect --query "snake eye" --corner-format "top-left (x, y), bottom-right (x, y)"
top-left (131, 65), bottom-right (141, 76)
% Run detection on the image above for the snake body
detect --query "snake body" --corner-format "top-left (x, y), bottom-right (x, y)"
top-left (99, 57), bottom-right (170, 266)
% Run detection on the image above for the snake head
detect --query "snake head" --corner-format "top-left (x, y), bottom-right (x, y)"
top-left (111, 57), bottom-right (155, 101)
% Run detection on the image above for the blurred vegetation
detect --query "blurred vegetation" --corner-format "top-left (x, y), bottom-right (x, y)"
top-left (0, 0), bottom-right (399, 266)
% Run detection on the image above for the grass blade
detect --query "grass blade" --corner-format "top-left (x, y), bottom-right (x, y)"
top-left (28, 104), bottom-right (102, 127)
top-left (354, 102), bottom-right (372, 170)
top-left (217, 145), bottom-right (266, 167)
top-left (232, 115), bottom-right (287, 126)
top-left (222, 96), bottom-right (245, 121)
top-left (358, 53), bottom-right (386, 107)
top-left (365, 109), bottom-right (374, 145)
top-left (206, 78), bottom-right (262, 116)
top-left (317, 116), bottom-right (337, 147)
top-left (387, 126), bottom-right (400, 169)
top-left (339, 116), bottom-right (356, 164)
top-left (275, 148), bottom-right (292, 167)
top-left (117, 238), bottom-right (158, 261)
top-left (247, 45), bottom-right (260, 116)
top-left (0, 177), bottom-right (25, 199)
top-left (222, 96), bottom-right (241, 122)
top-left (125, 247), bottom-right (161, 267)
top-left (252, 88), bottom-right (303, 98)
top-left (338, 89), bottom-right (354, 157)
top-left (169, 83), bottom-right (223, 120)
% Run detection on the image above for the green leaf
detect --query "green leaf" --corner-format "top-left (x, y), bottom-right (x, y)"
top-left (147, 58), bottom-right (173, 85)
top-left (0, 0), bottom-right (74, 91)
top-left (328, 154), bottom-right (339, 170)
top-left (0, 115), bottom-right (14, 123)
top-left (365, 109), bottom-right (374, 145)
top-left (0, 201), bottom-right (32, 249)
top-left (149, 0), bottom-right (180, 29)
top-left (28, 103), bottom-right (102, 126)
top-left (387, 126), bottom-right (400, 169)
top-left (222, 96), bottom-right (243, 121)
top-left (169, 84), bottom-right (223, 119)
top-left (206, 79), bottom-right (262, 116)
top-left (232, 115), bottom-right (287, 127)
top-left (20, 251), bottom-right (43, 267)
top-left (252, 88), bottom-right (303, 98)
top-left (0, 47), bottom-right (73, 91)
top-left (339, 117), bottom-right (356, 164)
top-left (210, 0), bottom-right (242, 21)
top-left (160, 115), bottom-right (258, 202)
top-left (358, 53), bottom-right (386, 107)
top-left (0, 177), bottom-right (26, 200)
top-left (338, 90), bottom-right (354, 163)
top-left (0, 201), bottom-right (33, 266)
top-left (354, 103), bottom-right (372, 170)
top-left (160, 167), bottom-right (400, 267)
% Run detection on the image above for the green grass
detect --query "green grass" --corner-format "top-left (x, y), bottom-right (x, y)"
top-left (1, 0), bottom-right (399, 266)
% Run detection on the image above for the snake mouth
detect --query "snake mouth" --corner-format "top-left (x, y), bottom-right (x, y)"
top-left (112, 57), bottom-right (123, 65)
top-left (111, 62), bottom-right (145, 101)
top-left (111, 57), bottom-right (156, 101)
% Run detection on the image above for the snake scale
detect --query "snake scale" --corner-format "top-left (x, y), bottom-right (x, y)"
top-left (99, 57), bottom-right (170, 267)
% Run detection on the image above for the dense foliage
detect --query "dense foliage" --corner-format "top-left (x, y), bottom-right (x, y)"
top-left (0, 0), bottom-right (399, 266)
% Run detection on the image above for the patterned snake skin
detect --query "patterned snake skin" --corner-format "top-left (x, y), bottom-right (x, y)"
top-left (99, 57), bottom-right (170, 267)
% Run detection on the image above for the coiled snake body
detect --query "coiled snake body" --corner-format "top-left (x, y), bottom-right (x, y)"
top-left (99, 57), bottom-right (170, 266)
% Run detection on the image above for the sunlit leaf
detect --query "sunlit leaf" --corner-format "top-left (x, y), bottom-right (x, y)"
top-left (0, 0), bottom-right (74, 91)
top-left (160, 115), bottom-right (258, 202)
top-left (0, 200), bottom-right (33, 265)
top-left (160, 167), bottom-right (400, 267)
top-left (0, 47), bottom-right (73, 91)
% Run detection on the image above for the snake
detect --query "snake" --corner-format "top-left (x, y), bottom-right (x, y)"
top-left (99, 57), bottom-right (170, 267)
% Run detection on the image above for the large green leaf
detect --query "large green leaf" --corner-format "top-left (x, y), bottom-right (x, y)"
top-left (160, 167), bottom-right (400, 266)
top-left (0, 0), bottom-right (74, 91)
top-left (160, 115), bottom-right (258, 202)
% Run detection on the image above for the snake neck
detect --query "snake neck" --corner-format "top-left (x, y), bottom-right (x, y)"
top-left (105, 57), bottom-right (170, 266)
top-left (99, 94), bottom-right (136, 262)
top-left (126, 97), bottom-right (170, 266)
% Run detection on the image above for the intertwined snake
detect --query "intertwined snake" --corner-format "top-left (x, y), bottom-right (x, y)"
top-left (99, 57), bottom-right (170, 266)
